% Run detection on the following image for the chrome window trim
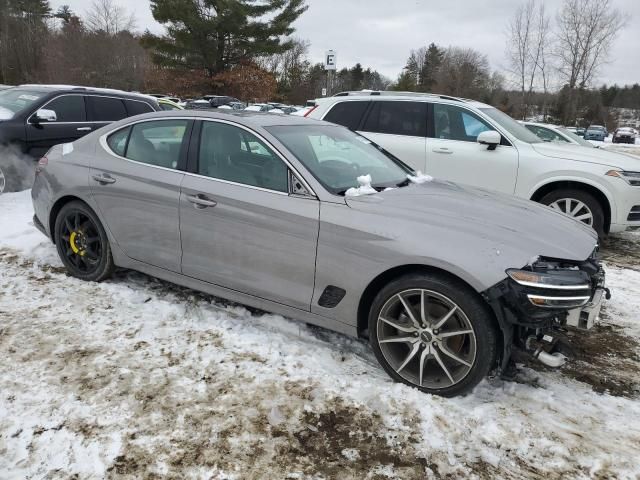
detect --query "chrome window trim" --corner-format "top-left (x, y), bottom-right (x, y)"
top-left (27, 93), bottom-right (155, 125)
top-left (98, 116), bottom-right (318, 198)
top-left (322, 98), bottom-right (515, 147)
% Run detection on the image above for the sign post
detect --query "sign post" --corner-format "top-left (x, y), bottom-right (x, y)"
top-left (324, 50), bottom-right (337, 96)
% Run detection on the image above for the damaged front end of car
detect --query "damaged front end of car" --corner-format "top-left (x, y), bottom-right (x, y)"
top-left (483, 248), bottom-right (610, 372)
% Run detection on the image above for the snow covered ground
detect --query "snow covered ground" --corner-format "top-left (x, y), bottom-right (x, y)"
top-left (1, 190), bottom-right (639, 479)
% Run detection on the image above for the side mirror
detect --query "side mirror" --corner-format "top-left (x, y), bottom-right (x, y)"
top-left (477, 130), bottom-right (501, 150)
top-left (33, 109), bottom-right (57, 123)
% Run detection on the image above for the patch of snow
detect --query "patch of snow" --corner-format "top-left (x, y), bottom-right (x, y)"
top-left (1, 191), bottom-right (640, 478)
top-left (408, 171), bottom-right (433, 184)
top-left (345, 174), bottom-right (377, 197)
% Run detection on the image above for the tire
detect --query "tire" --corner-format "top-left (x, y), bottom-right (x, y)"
top-left (368, 273), bottom-right (497, 397)
top-left (54, 201), bottom-right (115, 282)
top-left (539, 188), bottom-right (605, 238)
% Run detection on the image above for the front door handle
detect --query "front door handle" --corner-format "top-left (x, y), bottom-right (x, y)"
top-left (92, 174), bottom-right (116, 185)
top-left (77, 127), bottom-right (92, 132)
top-left (186, 194), bottom-right (217, 209)
top-left (432, 148), bottom-right (453, 154)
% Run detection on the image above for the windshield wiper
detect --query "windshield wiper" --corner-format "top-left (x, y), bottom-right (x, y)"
top-left (395, 178), bottom-right (411, 188)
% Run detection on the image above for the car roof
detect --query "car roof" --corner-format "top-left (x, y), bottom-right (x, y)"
top-left (17, 84), bottom-right (157, 102)
top-left (320, 90), bottom-right (493, 109)
top-left (125, 109), bottom-right (328, 128)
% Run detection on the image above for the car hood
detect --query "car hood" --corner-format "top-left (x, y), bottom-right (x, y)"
top-left (531, 142), bottom-right (640, 170)
top-left (345, 181), bottom-right (597, 262)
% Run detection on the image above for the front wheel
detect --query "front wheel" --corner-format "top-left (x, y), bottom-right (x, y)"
top-left (369, 273), bottom-right (497, 397)
top-left (539, 188), bottom-right (605, 238)
top-left (54, 201), bottom-right (115, 281)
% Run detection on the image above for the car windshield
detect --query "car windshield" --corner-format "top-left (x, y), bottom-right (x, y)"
top-left (479, 107), bottom-right (543, 143)
top-left (557, 127), bottom-right (595, 147)
top-left (0, 88), bottom-right (46, 120)
top-left (266, 124), bottom-right (412, 195)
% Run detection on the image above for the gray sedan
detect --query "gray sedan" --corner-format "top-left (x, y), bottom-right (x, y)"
top-left (32, 111), bottom-right (606, 396)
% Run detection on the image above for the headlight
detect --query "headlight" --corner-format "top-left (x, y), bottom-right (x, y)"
top-left (506, 269), bottom-right (590, 290)
top-left (606, 170), bottom-right (640, 186)
top-left (506, 268), bottom-right (591, 309)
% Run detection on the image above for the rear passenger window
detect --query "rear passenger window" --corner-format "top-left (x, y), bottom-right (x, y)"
top-left (126, 120), bottom-right (189, 169)
top-left (42, 95), bottom-right (86, 122)
top-left (106, 127), bottom-right (130, 156)
top-left (362, 101), bottom-right (427, 137)
top-left (124, 100), bottom-right (154, 116)
top-left (323, 101), bottom-right (369, 131)
top-left (87, 96), bottom-right (128, 121)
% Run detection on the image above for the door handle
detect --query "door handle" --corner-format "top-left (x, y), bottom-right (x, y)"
top-left (77, 127), bottom-right (92, 132)
top-left (92, 174), bottom-right (116, 185)
top-left (432, 148), bottom-right (453, 154)
top-left (186, 194), bottom-right (217, 209)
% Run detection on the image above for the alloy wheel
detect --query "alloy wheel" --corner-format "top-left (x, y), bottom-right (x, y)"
top-left (376, 289), bottom-right (477, 389)
top-left (59, 210), bottom-right (103, 274)
top-left (548, 198), bottom-right (594, 226)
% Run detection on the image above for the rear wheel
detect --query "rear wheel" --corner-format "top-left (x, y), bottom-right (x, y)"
top-left (539, 188), bottom-right (605, 237)
top-left (54, 201), bottom-right (115, 281)
top-left (369, 273), bottom-right (497, 397)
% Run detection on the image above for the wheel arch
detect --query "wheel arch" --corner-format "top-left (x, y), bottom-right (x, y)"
top-left (356, 264), bottom-right (498, 335)
top-left (48, 195), bottom-right (90, 243)
top-left (529, 180), bottom-right (612, 233)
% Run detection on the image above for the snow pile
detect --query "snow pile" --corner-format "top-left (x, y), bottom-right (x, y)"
top-left (1, 191), bottom-right (640, 479)
top-left (344, 174), bottom-right (377, 197)
top-left (408, 171), bottom-right (433, 184)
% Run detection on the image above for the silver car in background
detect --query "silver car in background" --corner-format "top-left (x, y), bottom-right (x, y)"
top-left (32, 111), bottom-right (606, 397)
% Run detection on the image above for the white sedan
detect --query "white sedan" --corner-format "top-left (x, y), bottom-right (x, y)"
top-left (522, 122), bottom-right (596, 148)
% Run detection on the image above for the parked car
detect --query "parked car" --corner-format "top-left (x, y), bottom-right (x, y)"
top-left (584, 125), bottom-right (607, 142)
top-left (245, 103), bottom-right (283, 114)
top-left (612, 127), bottom-right (637, 144)
top-left (307, 91), bottom-right (640, 236)
top-left (203, 95), bottom-right (241, 108)
top-left (184, 99), bottom-right (214, 110)
top-left (0, 84), bottom-right (159, 193)
top-left (157, 98), bottom-right (184, 111)
top-left (522, 122), bottom-right (595, 148)
top-left (31, 110), bottom-right (607, 397)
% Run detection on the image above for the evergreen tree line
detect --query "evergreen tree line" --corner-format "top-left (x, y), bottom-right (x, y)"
top-left (0, 0), bottom-right (637, 124)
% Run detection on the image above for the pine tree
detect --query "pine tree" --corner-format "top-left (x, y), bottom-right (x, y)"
top-left (142, 0), bottom-right (308, 77)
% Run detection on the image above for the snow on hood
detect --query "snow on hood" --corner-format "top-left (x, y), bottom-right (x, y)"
top-left (345, 174), bottom-right (377, 197)
top-left (408, 171), bottom-right (433, 184)
top-left (532, 142), bottom-right (640, 170)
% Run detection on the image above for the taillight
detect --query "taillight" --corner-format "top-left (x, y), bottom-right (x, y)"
top-left (304, 105), bottom-right (319, 117)
top-left (35, 156), bottom-right (48, 175)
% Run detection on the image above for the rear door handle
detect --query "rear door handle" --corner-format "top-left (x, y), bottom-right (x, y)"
top-left (92, 174), bottom-right (116, 185)
top-left (186, 194), bottom-right (217, 209)
top-left (77, 127), bottom-right (92, 132)
top-left (432, 148), bottom-right (453, 154)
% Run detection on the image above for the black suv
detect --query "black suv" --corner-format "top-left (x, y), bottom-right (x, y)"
top-left (0, 85), bottom-right (160, 193)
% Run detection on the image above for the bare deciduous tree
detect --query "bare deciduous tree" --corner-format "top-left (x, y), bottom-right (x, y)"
top-left (556, 0), bottom-right (626, 122)
top-left (506, 0), bottom-right (552, 119)
top-left (85, 0), bottom-right (136, 35)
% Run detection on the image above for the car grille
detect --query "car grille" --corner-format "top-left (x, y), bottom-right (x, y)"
top-left (628, 206), bottom-right (640, 222)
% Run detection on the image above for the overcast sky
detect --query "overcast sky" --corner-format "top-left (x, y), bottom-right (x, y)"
top-left (52, 0), bottom-right (639, 87)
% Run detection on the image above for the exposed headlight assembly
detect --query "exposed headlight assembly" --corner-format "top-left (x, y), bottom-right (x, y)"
top-left (506, 269), bottom-right (592, 309)
top-left (606, 170), bottom-right (640, 186)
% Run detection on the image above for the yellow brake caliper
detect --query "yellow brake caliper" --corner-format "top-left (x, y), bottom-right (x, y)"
top-left (69, 231), bottom-right (85, 256)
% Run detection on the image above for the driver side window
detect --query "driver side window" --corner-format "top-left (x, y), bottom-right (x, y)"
top-left (37, 95), bottom-right (86, 122)
top-left (198, 122), bottom-right (288, 193)
top-left (433, 104), bottom-right (493, 142)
